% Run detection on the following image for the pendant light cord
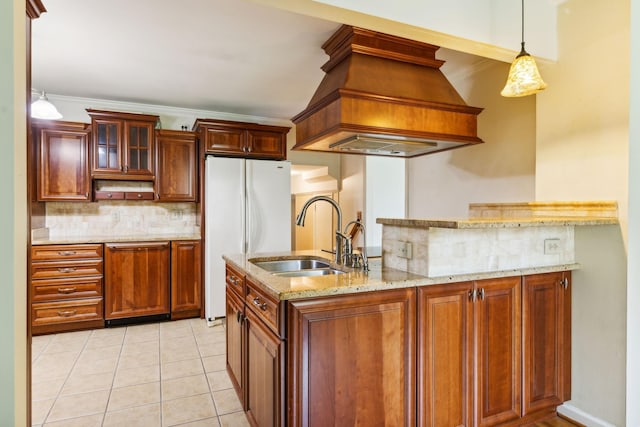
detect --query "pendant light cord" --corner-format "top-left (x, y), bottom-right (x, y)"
top-left (518, 0), bottom-right (527, 56)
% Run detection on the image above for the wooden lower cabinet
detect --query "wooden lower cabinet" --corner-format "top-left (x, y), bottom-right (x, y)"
top-left (104, 241), bottom-right (170, 320)
top-left (245, 307), bottom-right (283, 427)
top-left (418, 273), bottom-right (569, 427)
top-left (288, 288), bottom-right (416, 427)
top-left (523, 272), bottom-right (571, 415)
top-left (226, 286), bottom-right (245, 404)
top-left (170, 240), bottom-right (202, 319)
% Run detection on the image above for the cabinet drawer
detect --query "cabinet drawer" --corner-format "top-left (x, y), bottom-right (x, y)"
top-left (31, 259), bottom-right (103, 279)
top-left (32, 277), bottom-right (103, 302)
top-left (32, 244), bottom-right (103, 261)
top-left (124, 192), bottom-right (154, 200)
top-left (94, 191), bottom-right (125, 200)
top-left (32, 298), bottom-right (103, 327)
top-left (246, 279), bottom-right (279, 335)
top-left (226, 265), bottom-right (245, 298)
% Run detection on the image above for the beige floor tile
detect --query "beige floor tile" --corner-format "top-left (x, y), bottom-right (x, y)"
top-left (102, 403), bottom-right (161, 427)
top-left (207, 371), bottom-right (233, 392)
top-left (179, 417), bottom-right (221, 427)
top-left (41, 339), bottom-right (86, 355)
top-left (43, 413), bottom-right (103, 427)
top-left (194, 330), bottom-right (225, 345)
top-left (31, 398), bottom-right (55, 425)
top-left (212, 389), bottom-right (243, 415)
top-left (162, 393), bottom-right (217, 426)
top-left (49, 330), bottom-right (92, 344)
top-left (71, 355), bottom-right (118, 376)
top-left (202, 354), bottom-right (226, 373)
top-left (123, 331), bottom-right (160, 345)
top-left (161, 374), bottom-right (209, 401)
top-left (59, 371), bottom-right (115, 396)
top-left (218, 411), bottom-right (251, 427)
top-left (188, 318), bottom-right (215, 332)
top-left (118, 351), bottom-right (159, 370)
top-left (89, 327), bottom-right (126, 338)
top-left (160, 335), bottom-right (197, 350)
top-left (46, 390), bottom-right (109, 423)
top-left (32, 377), bottom-right (65, 401)
top-left (161, 358), bottom-right (204, 380)
top-left (107, 381), bottom-right (161, 412)
top-left (76, 345), bottom-right (121, 362)
top-left (160, 347), bottom-right (201, 364)
top-left (121, 339), bottom-right (159, 356)
top-left (113, 364), bottom-right (160, 388)
top-left (32, 352), bottom-right (79, 383)
top-left (84, 333), bottom-right (124, 350)
top-left (197, 341), bottom-right (226, 357)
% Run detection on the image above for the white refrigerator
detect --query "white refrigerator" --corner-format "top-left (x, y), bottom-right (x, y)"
top-left (205, 156), bottom-right (291, 321)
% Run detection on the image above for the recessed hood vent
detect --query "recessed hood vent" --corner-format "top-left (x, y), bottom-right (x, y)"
top-left (291, 25), bottom-right (484, 158)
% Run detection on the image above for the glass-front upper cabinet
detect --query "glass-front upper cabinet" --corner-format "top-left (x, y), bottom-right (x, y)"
top-left (87, 109), bottom-right (158, 180)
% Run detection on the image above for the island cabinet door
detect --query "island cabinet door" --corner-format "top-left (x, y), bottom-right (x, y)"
top-left (287, 288), bottom-right (416, 427)
top-left (474, 276), bottom-right (522, 427)
top-left (417, 282), bottom-right (474, 427)
top-left (226, 285), bottom-right (246, 408)
top-left (522, 271), bottom-right (571, 415)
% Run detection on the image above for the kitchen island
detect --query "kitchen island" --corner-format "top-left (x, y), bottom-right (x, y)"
top-left (222, 201), bottom-right (617, 427)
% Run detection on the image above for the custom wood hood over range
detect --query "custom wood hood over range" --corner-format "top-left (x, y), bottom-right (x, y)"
top-left (291, 25), bottom-right (484, 158)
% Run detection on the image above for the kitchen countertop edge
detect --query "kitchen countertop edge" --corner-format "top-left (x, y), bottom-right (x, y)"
top-left (223, 251), bottom-right (580, 301)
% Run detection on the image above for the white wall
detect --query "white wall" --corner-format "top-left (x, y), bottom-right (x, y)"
top-left (365, 157), bottom-right (406, 248)
top-left (408, 53), bottom-right (536, 218)
top-left (535, 1), bottom-right (630, 425)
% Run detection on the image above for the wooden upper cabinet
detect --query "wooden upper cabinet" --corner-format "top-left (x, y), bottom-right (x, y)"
top-left (474, 276), bottom-right (522, 427)
top-left (288, 288), bottom-right (416, 427)
top-left (522, 271), bottom-right (571, 415)
top-left (155, 130), bottom-right (198, 202)
top-left (193, 119), bottom-right (289, 160)
top-left (33, 120), bottom-right (91, 201)
top-left (87, 109), bottom-right (158, 180)
top-left (104, 241), bottom-right (170, 320)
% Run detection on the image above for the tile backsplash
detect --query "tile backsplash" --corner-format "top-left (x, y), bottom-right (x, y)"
top-left (44, 202), bottom-right (199, 238)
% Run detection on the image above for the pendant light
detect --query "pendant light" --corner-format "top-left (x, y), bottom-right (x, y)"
top-left (31, 91), bottom-right (63, 119)
top-left (500, 0), bottom-right (547, 97)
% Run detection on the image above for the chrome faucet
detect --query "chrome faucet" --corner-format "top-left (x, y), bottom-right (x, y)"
top-left (343, 219), bottom-right (369, 271)
top-left (295, 195), bottom-right (345, 264)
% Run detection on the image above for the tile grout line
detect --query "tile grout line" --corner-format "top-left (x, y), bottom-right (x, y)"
top-left (101, 326), bottom-right (127, 427)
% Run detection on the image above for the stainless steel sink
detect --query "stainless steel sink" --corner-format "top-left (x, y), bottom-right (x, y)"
top-left (251, 258), bottom-right (332, 273)
top-left (249, 257), bottom-right (346, 277)
top-left (273, 268), bottom-right (344, 277)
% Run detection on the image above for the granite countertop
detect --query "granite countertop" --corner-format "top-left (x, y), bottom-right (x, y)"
top-left (376, 216), bottom-right (619, 229)
top-left (32, 234), bottom-right (201, 245)
top-left (223, 250), bottom-right (579, 301)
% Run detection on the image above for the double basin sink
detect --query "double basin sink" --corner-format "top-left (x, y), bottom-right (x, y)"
top-left (250, 257), bottom-right (346, 277)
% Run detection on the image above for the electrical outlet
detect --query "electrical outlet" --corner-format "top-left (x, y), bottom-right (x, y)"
top-left (397, 241), bottom-right (413, 259)
top-left (170, 210), bottom-right (183, 220)
top-left (111, 211), bottom-right (120, 222)
top-left (544, 238), bottom-right (561, 254)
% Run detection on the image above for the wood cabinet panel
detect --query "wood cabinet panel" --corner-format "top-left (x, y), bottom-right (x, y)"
top-left (475, 276), bottom-right (521, 427)
top-left (32, 244), bottom-right (103, 261)
top-left (104, 242), bottom-right (170, 320)
top-left (31, 259), bottom-right (103, 280)
top-left (288, 288), bottom-right (416, 427)
top-left (194, 119), bottom-right (289, 160)
top-left (35, 122), bottom-right (91, 201)
top-left (523, 272), bottom-right (570, 415)
top-left (170, 240), bottom-right (202, 319)
top-left (245, 279), bottom-right (280, 336)
top-left (87, 109), bottom-right (158, 180)
top-left (32, 276), bottom-right (102, 302)
top-left (418, 282), bottom-right (473, 427)
top-left (245, 307), bottom-right (283, 427)
top-left (226, 264), bottom-right (245, 298)
top-left (32, 298), bottom-right (103, 327)
top-left (226, 286), bottom-right (245, 407)
top-left (156, 130), bottom-right (198, 202)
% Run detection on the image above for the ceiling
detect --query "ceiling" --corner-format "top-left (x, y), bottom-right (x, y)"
top-left (31, 0), bottom-right (489, 121)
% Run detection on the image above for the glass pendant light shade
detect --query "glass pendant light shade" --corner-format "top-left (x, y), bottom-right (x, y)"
top-left (500, 43), bottom-right (547, 97)
top-left (31, 91), bottom-right (63, 119)
top-left (501, 0), bottom-right (547, 98)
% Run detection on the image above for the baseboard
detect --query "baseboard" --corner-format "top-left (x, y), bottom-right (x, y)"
top-left (558, 403), bottom-right (618, 427)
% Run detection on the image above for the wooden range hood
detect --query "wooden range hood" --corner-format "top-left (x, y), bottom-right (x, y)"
top-left (291, 25), bottom-right (484, 158)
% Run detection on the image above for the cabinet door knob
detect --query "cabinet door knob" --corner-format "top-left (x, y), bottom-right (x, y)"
top-left (253, 297), bottom-right (267, 311)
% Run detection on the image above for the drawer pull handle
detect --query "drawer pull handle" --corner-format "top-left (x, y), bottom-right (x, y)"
top-left (252, 297), bottom-right (267, 311)
top-left (229, 276), bottom-right (238, 286)
top-left (57, 267), bottom-right (77, 273)
top-left (57, 251), bottom-right (77, 256)
top-left (57, 310), bottom-right (77, 317)
top-left (57, 287), bottom-right (77, 294)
